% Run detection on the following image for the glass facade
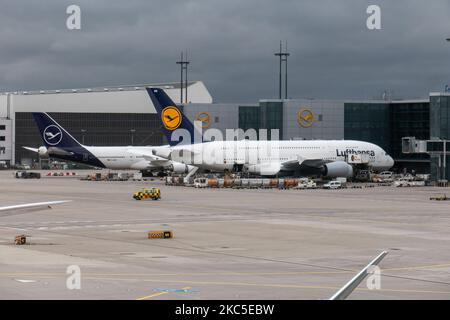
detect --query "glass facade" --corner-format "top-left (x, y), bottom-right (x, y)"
top-left (430, 95), bottom-right (450, 180)
top-left (390, 102), bottom-right (430, 172)
top-left (430, 96), bottom-right (450, 139)
top-left (345, 101), bottom-right (431, 173)
top-left (259, 101), bottom-right (283, 140)
top-left (238, 102), bottom-right (283, 140)
top-left (16, 112), bottom-right (163, 164)
top-left (238, 106), bottom-right (260, 132)
top-left (344, 103), bottom-right (391, 153)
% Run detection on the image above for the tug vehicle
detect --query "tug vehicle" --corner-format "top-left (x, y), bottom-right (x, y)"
top-left (133, 188), bottom-right (161, 200)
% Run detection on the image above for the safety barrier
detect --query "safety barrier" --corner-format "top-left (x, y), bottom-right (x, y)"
top-left (46, 172), bottom-right (77, 177)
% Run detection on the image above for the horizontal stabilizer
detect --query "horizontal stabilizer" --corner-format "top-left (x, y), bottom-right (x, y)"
top-left (126, 149), bottom-right (171, 166)
top-left (23, 147), bottom-right (39, 153)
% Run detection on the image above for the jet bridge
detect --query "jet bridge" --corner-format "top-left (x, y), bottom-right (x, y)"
top-left (402, 137), bottom-right (450, 182)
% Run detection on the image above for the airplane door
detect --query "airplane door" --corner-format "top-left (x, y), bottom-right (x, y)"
top-left (243, 140), bottom-right (251, 165)
top-left (232, 141), bottom-right (246, 172)
top-left (327, 142), bottom-right (337, 161)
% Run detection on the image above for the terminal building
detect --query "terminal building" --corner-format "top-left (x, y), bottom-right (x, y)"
top-left (0, 81), bottom-right (448, 180)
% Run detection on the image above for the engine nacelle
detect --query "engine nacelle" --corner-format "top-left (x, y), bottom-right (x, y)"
top-left (322, 161), bottom-right (353, 178)
top-left (38, 146), bottom-right (49, 157)
top-left (246, 163), bottom-right (281, 176)
top-left (169, 162), bottom-right (196, 174)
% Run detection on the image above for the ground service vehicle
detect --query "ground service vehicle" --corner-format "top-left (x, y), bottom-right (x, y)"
top-left (323, 181), bottom-right (342, 189)
top-left (15, 171), bottom-right (41, 179)
top-left (133, 188), bottom-right (161, 200)
top-left (295, 178), bottom-right (317, 189)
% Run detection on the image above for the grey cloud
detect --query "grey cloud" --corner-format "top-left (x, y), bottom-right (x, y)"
top-left (0, 0), bottom-right (450, 102)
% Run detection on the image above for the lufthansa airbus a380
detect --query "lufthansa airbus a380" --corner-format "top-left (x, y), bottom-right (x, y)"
top-left (24, 113), bottom-right (195, 174)
top-left (146, 88), bottom-right (394, 178)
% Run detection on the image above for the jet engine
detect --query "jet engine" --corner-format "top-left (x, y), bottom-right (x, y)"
top-left (38, 146), bottom-right (49, 157)
top-left (322, 161), bottom-right (353, 178)
top-left (169, 162), bottom-right (196, 174)
top-left (246, 163), bottom-right (281, 176)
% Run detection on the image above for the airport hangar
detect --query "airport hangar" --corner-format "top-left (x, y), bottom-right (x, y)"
top-left (0, 81), bottom-right (449, 180)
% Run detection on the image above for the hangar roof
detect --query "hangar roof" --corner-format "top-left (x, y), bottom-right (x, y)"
top-left (0, 81), bottom-right (212, 116)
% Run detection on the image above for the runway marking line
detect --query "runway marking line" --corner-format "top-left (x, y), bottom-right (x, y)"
top-left (136, 286), bottom-right (191, 300)
top-left (28, 274), bottom-right (445, 296)
top-left (383, 263), bottom-right (450, 272)
top-left (0, 271), bottom-right (350, 277)
top-left (2, 261), bottom-right (450, 278)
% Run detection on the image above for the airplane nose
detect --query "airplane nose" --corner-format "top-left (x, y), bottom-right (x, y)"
top-left (388, 156), bottom-right (394, 168)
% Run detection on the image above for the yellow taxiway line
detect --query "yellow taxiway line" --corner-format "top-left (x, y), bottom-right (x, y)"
top-left (136, 287), bottom-right (191, 300)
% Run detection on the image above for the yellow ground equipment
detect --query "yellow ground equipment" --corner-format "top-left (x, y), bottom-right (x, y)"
top-left (148, 230), bottom-right (173, 239)
top-left (133, 188), bottom-right (161, 201)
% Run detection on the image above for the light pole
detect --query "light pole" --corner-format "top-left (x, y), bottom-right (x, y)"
top-left (274, 41), bottom-right (290, 99)
top-left (176, 51), bottom-right (190, 104)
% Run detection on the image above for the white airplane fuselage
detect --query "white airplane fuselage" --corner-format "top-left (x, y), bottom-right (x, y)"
top-left (82, 146), bottom-right (160, 170)
top-left (166, 140), bottom-right (394, 175)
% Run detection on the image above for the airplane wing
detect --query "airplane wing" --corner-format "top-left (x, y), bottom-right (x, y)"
top-left (0, 200), bottom-right (71, 217)
top-left (329, 251), bottom-right (388, 300)
top-left (152, 146), bottom-right (201, 161)
top-left (24, 146), bottom-right (72, 156)
top-left (281, 157), bottom-right (329, 171)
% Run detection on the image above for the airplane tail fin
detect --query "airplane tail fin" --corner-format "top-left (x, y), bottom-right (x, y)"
top-left (32, 113), bottom-right (83, 149)
top-left (146, 88), bottom-right (201, 146)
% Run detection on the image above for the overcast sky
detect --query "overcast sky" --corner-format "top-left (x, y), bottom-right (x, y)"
top-left (0, 0), bottom-right (450, 102)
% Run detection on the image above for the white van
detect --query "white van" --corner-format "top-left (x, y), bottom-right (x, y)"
top-left (378, 171), bottom-right (394, 181)
top-left (323, 181), bottom-right (342, 189)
